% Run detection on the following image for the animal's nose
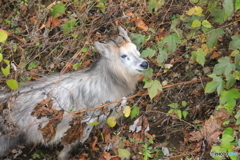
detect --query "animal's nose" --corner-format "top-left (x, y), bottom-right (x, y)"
top-left (140, 61), bottom-right (149, 69)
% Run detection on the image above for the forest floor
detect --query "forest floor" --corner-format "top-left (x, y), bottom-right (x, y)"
top-left (0, 0), bottom-right (240, 160)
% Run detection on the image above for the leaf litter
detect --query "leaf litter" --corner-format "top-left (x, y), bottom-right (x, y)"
top-left (0, 0), bottom-right (239, 159)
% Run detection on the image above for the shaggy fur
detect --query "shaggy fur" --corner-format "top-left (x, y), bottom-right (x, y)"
top-left (0, 26), bottom-right (148, 160)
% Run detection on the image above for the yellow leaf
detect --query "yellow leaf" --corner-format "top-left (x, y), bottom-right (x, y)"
top-left (0, 29), bottom-right (8, 42)
top-left (195, 6), bottom-right (203, 16)
top-left (7, 79), bottom-right (18, 90)
top-left (186, 6), bottom-right (203, 16)
top-left (186, 7), bottom-right (195, 15)
top-left (124, 106), bottom-right (131, 118)
top-left (107, 116), bottom-right (116, 127)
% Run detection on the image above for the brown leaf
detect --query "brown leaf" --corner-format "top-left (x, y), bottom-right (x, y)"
top-left (188, 116), bottom-right (222, 145)
top-left (61, 114), bottom-right (84, 145)
top-left (102, 124), bottom-right (113, 134)
top-left (29, 16), bottom-right (37, 23)
top-left (188, 130), bottom-right (203, 142)
top-left (51, 17), bottom-right (61, 27)
top-left (90, 136), bottom-right (99, 151)
top-left (134, 17), bottom-right (148, 31)
top-left (110, 157), bottom-right (120, 160)
top-left (210, 51), bottom-right (221, 59)
top-left (104, 133), bottom-right (111, 143)
top-left (31, 98), bottom-right (54, 119)
top-left (124, 10), bottom-right (136, 18)
top-left (155, 28), bottom-right (168, 41)
top-left (99, 152), bottom-right (111, 160)
top-left (213, 109), bottom-right (230, 124)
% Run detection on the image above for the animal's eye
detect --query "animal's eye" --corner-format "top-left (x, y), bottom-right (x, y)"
top-left (121, 54), bottom-right (127, 58)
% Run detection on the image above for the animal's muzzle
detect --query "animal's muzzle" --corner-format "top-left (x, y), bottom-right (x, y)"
top-left (140, 61), bottom-right (149, 70)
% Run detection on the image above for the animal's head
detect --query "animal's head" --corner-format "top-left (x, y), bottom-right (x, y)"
top-left (94, 26), bottom-right (148, 75)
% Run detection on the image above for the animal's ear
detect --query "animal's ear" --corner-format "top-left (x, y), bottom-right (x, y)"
top-left (118, 26), bottom-right (131, 42)
top-left (94, 42), bottom-right (110, 57)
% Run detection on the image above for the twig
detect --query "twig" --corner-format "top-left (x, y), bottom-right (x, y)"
top-left (164, 148), bottom-right (201, 160)
top-left (1, 77), bottom-right (212, 138)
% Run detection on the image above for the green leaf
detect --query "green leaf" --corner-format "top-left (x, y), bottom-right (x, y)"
top-left (213, 57), bottom-right (235, 77)
top-left (236, 118), bottom-right (240, 125)
top-left (142, 68), bottom-right (153, 78)
top-left (144, 79), bottom-right (162, 100)
top-left (226, 74), bottom-right (236, 89)
top-left (236, 0), bottom-right (240, 11)
top-left (51, 2), bottom-right (66, 18)
top-left (144, 79), bottom-right (153, 88)
top-left (107, 116), bottom-right (116, 127)
top-left (168, 109), bottom-right (174, 114)
top-left (191, 0), bottom-right (199, 3)
top-left (235, 110), bottom-right (240, 119)
top-left (211, 146), bottom-right (226, 159)
top-left (96, 2), bottom-right (106, 13)
top-left (235, 54), bottom-right (240, 66)
top-left (73, 63), bottom-right (81, 70)
top-left (3, 59), bottom-right (10, 65)
top-left (182, 110), bottom-right (188, 119)
top-left (62, 18), bottom-right (77, 34)
top-left (28, 61), bottom-right (38, 69)
top-left (81, 47), bottom-right (88, 53)
top-left (221, 134), bottom-right (234, 143)
top-left (0, 30), bottom-right (8, 42)
top-left (230, 49), bottom-right (240, 57)
top-left (131, 33), bottom-right (145, 49)
top-left (229, 35), bottom-right (240, 50)
top-left (220, 89), bottom-right (240, 106)
top-left (202, 20), bottom-right (212, 28)
top-left (205, 74), bottom-right (225, 95)
top-left (223, 120), bottom-right (230, 125)
top-left (176, 110), bottom-right (182, 119)
top-left (223, 0), bottom-right (234, 18)
top-left (163, 33), bottom-right (181, 53)
top-left (211, 9), bottom-right (226, 24)
top-left (207, 29), bottom-right (225, 48)
top-left (169, 103), bottom-right (178, 109)
top-left (90, 121), bottom-right (100, 126)
top-left (0, 53), bottom-right (2, 62)
top-left (191, 19), bottom-right (201, 28)
top-left (6, 79), bottom-right (18, 90)
top-left (118, 148), bottom-right (131, 158)
top-left (148, 0), bottom-right (164, 13)
top-left (141, 48), bottom-right (156, 58)
top-left (191, 48), bottom-right (206, 66)
top-left (181, 101), bottom-right (187, 107)
top-left (130, 106), bottom-right (140, 119)
top-left (223, 127), bottom-right (234, 136)
top-left (1, 63), bottom-right (10, 76)
top-left (157, 49), bottom-right (168, 64)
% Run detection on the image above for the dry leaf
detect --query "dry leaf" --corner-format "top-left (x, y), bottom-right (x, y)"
top-left (210, 51), bottom-right (221, 59)
top-left (61, 114), bottom-right (84, 145)
top-left (134, 17), bottom-right (148, 31)
top-left (90, 136), bottom-right (99, 151)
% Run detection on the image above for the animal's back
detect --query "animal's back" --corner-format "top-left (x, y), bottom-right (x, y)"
top-left (0, 26), bottom-right (148, 159)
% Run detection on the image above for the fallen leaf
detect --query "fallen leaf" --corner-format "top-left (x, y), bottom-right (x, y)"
top-left (61, 114), bottom-right (84, 145)
top-left (210, 51), bottom-right (221, 59)
top-left (134, 17), bottom-right (148, 31)
top-left (124, 10), bottom-right (135, 18)
top-left (99, 152), bottom-right (111, 160)
top-left (90, 136), bottom-right (99, 151)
